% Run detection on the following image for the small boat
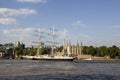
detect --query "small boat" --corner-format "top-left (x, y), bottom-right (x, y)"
top-left (84, 57), bottom-right (92, 60)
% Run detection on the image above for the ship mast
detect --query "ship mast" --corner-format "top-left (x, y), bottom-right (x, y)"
top-left (52, 27), bottom-right (55, 55)
top-left (63, 29), bottom-right (67, 55)
top-left (47, 26), bottom-right (58, 55)
top-left (33, 28), bottom-right (43, 56)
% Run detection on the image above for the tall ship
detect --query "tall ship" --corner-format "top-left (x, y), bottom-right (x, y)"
top-left (21, 27), bottom-right (74, 61)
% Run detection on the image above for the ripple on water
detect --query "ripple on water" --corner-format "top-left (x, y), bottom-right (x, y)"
top-left (0, 60), bottom-right (120, 80)
top-left (0, 74), bottom-right (120, 80)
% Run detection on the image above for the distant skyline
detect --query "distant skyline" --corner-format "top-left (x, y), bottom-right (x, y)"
top-left (0, 0), bottom-right (120, 47)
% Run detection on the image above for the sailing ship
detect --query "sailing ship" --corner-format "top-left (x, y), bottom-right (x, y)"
top-left (21, 27), bottom-right (74, 61)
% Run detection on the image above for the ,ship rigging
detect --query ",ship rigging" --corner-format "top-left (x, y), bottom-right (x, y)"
top-left (33, 28), bottom-right (43, 56)
top-left (21, 27), bottom-right (74, 61)
top-left (63, 28), bottom-right (67, 55)
top-left (47, 26), bottom-right (58, 56)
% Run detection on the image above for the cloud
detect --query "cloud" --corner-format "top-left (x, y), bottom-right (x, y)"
top-left (3, 27), bottom-right (35, 39)
top-left (17, 0), bottom-right (47, 3)
top-left (112, 25), bottom-right (120, 28)
top-left (2, 27), bottom-right (47, 46)
top-left (80, 34), bottom-right (90, 38)
top-left (0, 8), bottom-right (37, 25)
top-left (2, 27), bottom-right (47, 40)
top-left (72, 20), bottom-right (85, 27)
top-left (0, 18), bottom-right (16, 25)
top-left (0, 8), bottom-right (37, 17)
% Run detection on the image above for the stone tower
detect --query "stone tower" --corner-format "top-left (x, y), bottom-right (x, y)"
top-left (67, 41), bottom-right (72, 54)
top-left (67, 41), bottom-right (83, 56)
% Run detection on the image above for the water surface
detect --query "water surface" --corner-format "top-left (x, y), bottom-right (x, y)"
top-left (0, 60), bottom-right (120, 80)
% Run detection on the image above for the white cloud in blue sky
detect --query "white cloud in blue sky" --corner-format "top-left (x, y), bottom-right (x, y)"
top-left (2, 27), bottom-right (36, 46)
top-left (3, 27), bottom-right (34, 38)
top-left (0, 18), bottom-right (16, 25)
top-left (0, 8), bottom-right (37, 25)
top-left (17, 0), bottom-right (47, 3)
top-left (72, 21), bottom-right (85, 27)
top-left (0, 8), bottom-right (37, 17)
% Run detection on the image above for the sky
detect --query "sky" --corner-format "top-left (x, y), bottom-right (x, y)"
top-left (0, 0), bottom-right (120, 47)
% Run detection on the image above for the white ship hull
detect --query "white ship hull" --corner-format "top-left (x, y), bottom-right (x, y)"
top-left (21, 55), bottom-right (74, 61)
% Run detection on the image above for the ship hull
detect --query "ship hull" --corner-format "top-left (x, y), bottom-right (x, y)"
top-left (32, 58), bottom-right (74, 61)
top-left (21, 56), bottom-right (74, 61)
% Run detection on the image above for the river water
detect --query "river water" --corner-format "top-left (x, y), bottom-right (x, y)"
top-left (0, 60), bottom-right (120, 80)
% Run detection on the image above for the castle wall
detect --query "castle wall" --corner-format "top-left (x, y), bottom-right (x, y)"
top-left (67, 42), bottom-right (83, 56)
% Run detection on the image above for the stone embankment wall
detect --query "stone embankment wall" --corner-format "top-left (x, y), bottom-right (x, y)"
top-left (76, 55), bottom-right (108, 60)
top-left (77, 55), bottom-right (91, 59)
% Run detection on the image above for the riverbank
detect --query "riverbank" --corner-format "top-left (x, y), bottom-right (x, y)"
top-left (0, 57), bottom-right (120, 61)
top-left (76, 55), bottom-right (120, 61)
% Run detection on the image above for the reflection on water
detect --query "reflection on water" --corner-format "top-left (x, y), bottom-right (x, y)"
top-left (0, 60), bottom-right (120, 80)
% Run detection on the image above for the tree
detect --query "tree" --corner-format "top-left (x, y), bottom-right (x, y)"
top-left (14, 48), bottom-right (23, 57)
top-left (57, 46), bottom-right (63, 52)
top-left (83, 46), bottom-right (95, 56)
top-left (81, 45), bottom-right (120, 59)
top-left (108, 45), bottom-right (120, 58)
top-left (99, 46), bottom-right (108, 57)
top-left (40, 47), bottom-right (51, 55)
top-left (83, 46), bottom-right (88, 55)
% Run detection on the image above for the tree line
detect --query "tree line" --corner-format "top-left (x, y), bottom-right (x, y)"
top-left (14, 47), bottom-right (51, 57)
top-left (83, 45), bottom-right (120, 59)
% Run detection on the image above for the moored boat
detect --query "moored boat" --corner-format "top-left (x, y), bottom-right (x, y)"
top-left (21, 55), bottom-right (74, 61)
top-left (21, 27), bottom-right (75, 61)
top-left (32, 55), bottom-right (74, 61)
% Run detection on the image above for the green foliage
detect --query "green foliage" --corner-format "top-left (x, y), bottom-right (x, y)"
top-left (57, 46), bottom-right (63, 52)
top-left (99, 46), bottom-right (109, 57)
top-left (29, 48), bottom-right (37, 56)
top-left (82, 46), bottom-right (88, 55)
top-left (14, 48), bottom-right (23, 57)
top-left (108, 45), bottom-right (120, 58)
top-left (14, 47), bottom-right (51, 57)
top-left (83, 45), bottom-right (120, 59)
top-left (83, 46), bottom-right (96, 56)
top-left (40, 47), bottom-right (51, 55)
